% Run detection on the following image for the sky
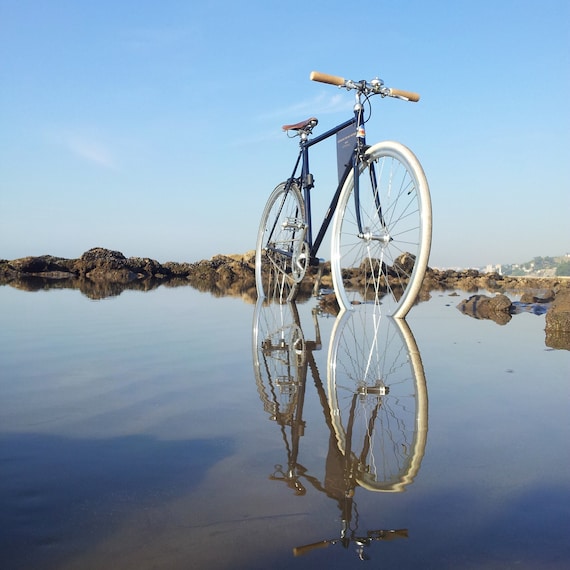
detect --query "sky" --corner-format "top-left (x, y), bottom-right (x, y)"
top-left (1, 0), bottom-right (569, 269)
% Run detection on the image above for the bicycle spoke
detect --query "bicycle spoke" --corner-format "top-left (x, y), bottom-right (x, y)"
top-left (327, 307), bottom-right (428, 491)
top-left (255, 182), bottom-right (308, 303)
top-left (331, 142), bottom-right (431, 318)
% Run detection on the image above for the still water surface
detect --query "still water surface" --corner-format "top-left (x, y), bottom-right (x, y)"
top-left (1, 285), bottom-right (568, 569)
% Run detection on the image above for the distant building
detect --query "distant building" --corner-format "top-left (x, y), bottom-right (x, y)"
top-left (484, 264), bottom-right (502, 275)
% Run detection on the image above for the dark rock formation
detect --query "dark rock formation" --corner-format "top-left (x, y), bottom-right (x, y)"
top-left (455, 289), bottom-right (569, 350)
top-left (545, 290), bottom-right (570, 349)
top-left (519, 290), bottom-right (555, 304)
top-left (0, 247), bottom-right (257, 301)
top-left (456, 294), bottom-right (514, 325)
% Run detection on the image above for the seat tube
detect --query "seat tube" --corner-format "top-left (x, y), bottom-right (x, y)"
top-left (300, 142), bottom-right (313, 248)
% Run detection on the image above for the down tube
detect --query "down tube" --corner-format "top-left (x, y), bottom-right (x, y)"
top-left (310, 158), bottom-right (355, 258)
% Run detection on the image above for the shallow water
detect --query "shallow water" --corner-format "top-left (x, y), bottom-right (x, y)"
top-left (0, 285), bottom-right (568, 569)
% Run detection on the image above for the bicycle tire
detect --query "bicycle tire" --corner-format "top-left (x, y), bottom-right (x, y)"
top-left (255, 182), bottom-right (307, 303)
top-left (327, 307), bottom-right (428, 492)
top-left (252, 299), bottom-right (306, 424)
top-left (331, 141), bottom-right (432, 318)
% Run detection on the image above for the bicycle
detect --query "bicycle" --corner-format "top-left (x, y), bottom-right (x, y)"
top-left (255, 71), bottom-right (432, 318)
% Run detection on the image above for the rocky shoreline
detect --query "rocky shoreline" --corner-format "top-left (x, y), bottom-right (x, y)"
top-left (1, 247), bottom-right (569, 348)
top-left (0, 248), bottom-right (258, 301)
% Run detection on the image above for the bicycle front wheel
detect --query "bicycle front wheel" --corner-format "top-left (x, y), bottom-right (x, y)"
top-left (255, 182), bottom-right (307, 303)
top-left (331, 141), bottom-right (432, 318)
top-left (327, 307), bottom-right (428, 492)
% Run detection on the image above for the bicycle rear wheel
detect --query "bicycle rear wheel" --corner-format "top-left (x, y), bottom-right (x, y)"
top-left (255, 182), bottom-right (307, 302)
top-left (331, 141), bottom-right (432, 318)
top-left (252, 299), bottom-right (306, 423)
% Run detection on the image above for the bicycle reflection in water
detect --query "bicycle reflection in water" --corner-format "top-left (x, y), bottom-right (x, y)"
top-left (252, 298), bottom-right (428, 561)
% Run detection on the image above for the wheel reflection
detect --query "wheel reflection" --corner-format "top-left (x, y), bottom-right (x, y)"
top-left (328, 307), bottom-right (428, 492)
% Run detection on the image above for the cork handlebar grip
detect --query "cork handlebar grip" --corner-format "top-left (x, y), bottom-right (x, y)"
top-left (309, 71), bottom-right (345, 86)
top-left (293, 540), bottom-right (330, 556)
top-left (388, 88), bottom-right (420, 102)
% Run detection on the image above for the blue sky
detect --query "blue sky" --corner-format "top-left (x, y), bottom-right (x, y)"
top-left (1, 0), bottom-right (568, 268)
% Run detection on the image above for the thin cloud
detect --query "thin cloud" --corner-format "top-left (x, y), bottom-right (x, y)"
top-left (231, 93), bottom-right (353, 148)
top-left (47, 128), bottom-right (118, 170)
top-left (261, 92), bottom-right (352, 121)
top-left (66, 135), bottom-right (116, 169)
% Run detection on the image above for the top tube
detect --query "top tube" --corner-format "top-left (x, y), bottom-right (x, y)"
top-left (304, 117), bottom-right (356, 148)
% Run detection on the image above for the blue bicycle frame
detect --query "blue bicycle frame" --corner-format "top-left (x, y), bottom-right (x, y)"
top-left (283, 103), bottom-right (370, 266)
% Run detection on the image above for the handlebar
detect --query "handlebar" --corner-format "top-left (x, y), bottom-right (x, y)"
top-left (385, 88), bottom-right (420, 102)
top-left (309, 71), bottom-right (345, 86)
top-left (310, 70), bottom-right (420, 102)
top-left (294, 528), bottom-right (408, 557)
top-left (293, 540), bottom-right (331, 556)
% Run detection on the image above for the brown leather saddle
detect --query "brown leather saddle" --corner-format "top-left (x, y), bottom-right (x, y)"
top-left (282, 117), bottom-right (318, 132)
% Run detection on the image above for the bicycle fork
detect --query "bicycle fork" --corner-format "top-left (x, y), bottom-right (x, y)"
top-left (351, 97), bottom-right (391, 246)
top-left (353, 154), bottom-right (392, 246)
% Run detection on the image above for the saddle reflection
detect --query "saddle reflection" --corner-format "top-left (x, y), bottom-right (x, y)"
top-left (252, 299), bottom-right (428, 561)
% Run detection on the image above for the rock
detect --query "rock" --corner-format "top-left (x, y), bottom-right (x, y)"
top-left (72, 248), bottom-right (168, 279)
top-left (393, 252), bottom-right (416, 274)
top-left (5, 255), bottom-right (76, 275)
top-left (520, 289), bottom-right (555, 304)
top-left (519, 292), bottom-right (535, 304)
top-left (456, 294), bottom-right (513, 325)
top-left (79, 247), bottom-right (126, 266)
top-left (317, 293), bottom-right (339, 315)
top-left (545, 290), bottom-right (570, 350)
